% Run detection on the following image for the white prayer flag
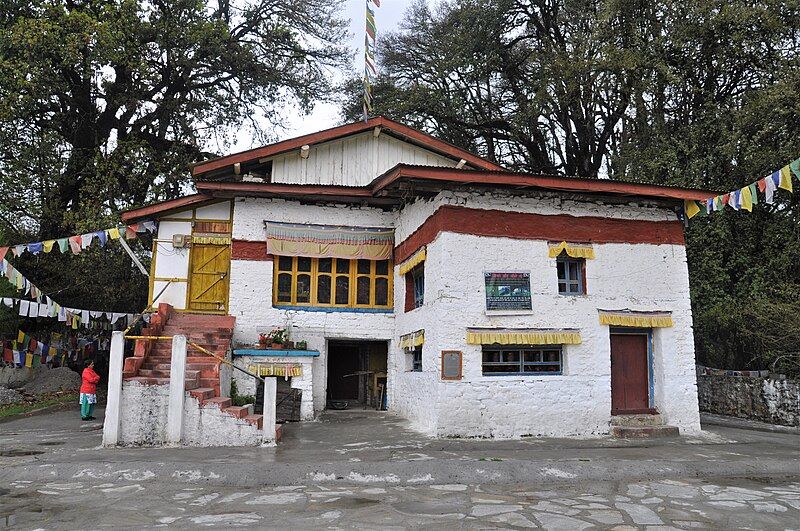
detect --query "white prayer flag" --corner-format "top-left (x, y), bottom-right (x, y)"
top-left (28, 302), bottom-right (38, 318)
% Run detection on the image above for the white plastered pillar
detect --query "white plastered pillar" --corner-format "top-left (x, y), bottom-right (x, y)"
top-left (102, 331), bottom-right (124, 447)
top-left (167, 334), bottom-right (187, 445)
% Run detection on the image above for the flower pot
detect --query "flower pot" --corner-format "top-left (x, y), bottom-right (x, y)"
top-left (271, 343), bottom-right (284, 350)
top-left (258, 340), bottom-right (268, 349)
top-left (286, 341), bottom-right (295, 349)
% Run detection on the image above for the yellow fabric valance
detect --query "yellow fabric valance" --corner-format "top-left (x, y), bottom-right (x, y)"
top-left (265, 221), bottom-right (394, 260)
top-left (399, 329), bottom-right (425, 349)
top-left (398, 247), bottom-right (426, 276)
top-left (247, 364), bottom-right (303, 377)
top-left (598, 310), bottom-right (674, 328)
top-left (466, 328), bottom-right (582, 346)
top-left (548, 241), bottom-right (595, 260)
top-left (192, 235), bottom-right (231, 245)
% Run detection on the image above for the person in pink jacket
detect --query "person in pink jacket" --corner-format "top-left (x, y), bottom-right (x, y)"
top-left (80, 360), bottom-right (101, 421)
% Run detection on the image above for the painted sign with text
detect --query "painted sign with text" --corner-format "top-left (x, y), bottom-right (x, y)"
top-left (484, 271), bottom-right (532, 311)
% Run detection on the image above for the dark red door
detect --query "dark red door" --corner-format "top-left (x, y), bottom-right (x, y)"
top-left (610, 334), bottom-right (650, 414)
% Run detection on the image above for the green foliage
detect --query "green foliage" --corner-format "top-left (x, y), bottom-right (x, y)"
top-left (229, 377), bottom-right (254, 407)
top-left (0, 0), bottom-right (348, 320)
top-left (347, 0), bottom-right (800, 376)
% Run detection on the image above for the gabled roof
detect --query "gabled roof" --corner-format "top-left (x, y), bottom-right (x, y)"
top-left (190, 116), bottom-right (505, 177)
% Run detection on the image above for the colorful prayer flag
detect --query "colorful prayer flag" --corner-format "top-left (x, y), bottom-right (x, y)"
top-left (740, 186), bottom-right (753, 212)
top-left (779, 166), bottom-right (793, 192)
top-left (684, 200), bottom-right (701, 219)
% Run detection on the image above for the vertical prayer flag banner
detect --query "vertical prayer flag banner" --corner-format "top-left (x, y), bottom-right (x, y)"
top-left (362, 0), bottom-right (380, 120)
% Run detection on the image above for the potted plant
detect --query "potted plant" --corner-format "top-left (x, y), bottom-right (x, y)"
top-left (268, 328), bottom-right (287, 349)
top-left (258, 333), bottom-right (269, 349)
top-left (296, 340), bottom-right (308, 350)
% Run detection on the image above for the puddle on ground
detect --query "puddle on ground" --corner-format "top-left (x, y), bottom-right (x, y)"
top-left (0, 449), bottom-right (45, 457)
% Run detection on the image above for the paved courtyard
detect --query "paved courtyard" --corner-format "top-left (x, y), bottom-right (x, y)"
top-left (1, 407), bottom-right (798, 529)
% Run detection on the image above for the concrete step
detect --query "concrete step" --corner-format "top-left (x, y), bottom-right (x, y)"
top-left (224, 405), bottom-right (253, 419)
top-left (244, 414), bottom-right (264, 430)
top-left (611, 425), bottom-right (680, 439)
top-left (203, 396), bottom-right (232, 409)
top-left (611, 414), bottom-right (665, 427)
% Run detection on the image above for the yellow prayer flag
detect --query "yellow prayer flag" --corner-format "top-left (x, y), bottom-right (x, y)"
top-left (740, 186), bottom-right (753, 212)
top-left (17, 330), bottom-right (24, 343)
top-left (25, 353), bottom-right (33, 368)
top-left (684, 200), bottom-right (701, 219)
top-left (43, 240), bottom-right (55, 253)
top-left (107, 227), bottom-right (120, 240)
top-left (49, 346), bottom-right (57, 356)
top-left (779, 166), bottom-right (793, 192)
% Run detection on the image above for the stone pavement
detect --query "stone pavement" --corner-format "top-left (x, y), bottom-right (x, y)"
top-left (1, 407), bottom-right (799, 529)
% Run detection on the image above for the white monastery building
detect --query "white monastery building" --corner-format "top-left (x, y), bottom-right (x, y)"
top-left (121, 117), bottom-right (714, 440)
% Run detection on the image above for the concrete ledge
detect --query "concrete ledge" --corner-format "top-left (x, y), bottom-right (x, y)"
top-left (1, 455), bottom-right (797, 489)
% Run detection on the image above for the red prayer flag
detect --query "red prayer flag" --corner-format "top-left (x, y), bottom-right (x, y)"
top-left (3, 348), bottom-right (12, 362)
top-left (757, 177), bottom-right (767, 193)
top-left (0, 246), bottom-right (8, 261)
top-left (720, 194), bottom-right (729, 206)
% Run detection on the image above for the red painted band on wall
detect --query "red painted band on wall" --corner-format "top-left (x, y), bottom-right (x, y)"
top-left (395, 206), bottom-right (685, 263)
top-left (232, 240), bottom-right (273, 261)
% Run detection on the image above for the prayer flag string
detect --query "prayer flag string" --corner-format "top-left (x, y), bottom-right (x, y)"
top-left (684, 157), bottom-right (799, 219)
top-left (0, 220), bottom-right (156, 260)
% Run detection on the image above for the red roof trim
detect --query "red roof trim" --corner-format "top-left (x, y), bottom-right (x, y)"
top-left (191, 116), bottom-right (504, 176)
top-left (372, 165), bottom-right (717, 202)
top-left (120, 193), bottom-right (215, 222)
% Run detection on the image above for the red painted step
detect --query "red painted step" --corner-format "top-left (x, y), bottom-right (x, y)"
top-left (224, 406), bottom-right (251, 419)
top-left (189, 387), bottom-right (216, 401)
top-left (203, 397), bottom-right (232, 409)
top-left (244, 414), bottom-right (263, 429)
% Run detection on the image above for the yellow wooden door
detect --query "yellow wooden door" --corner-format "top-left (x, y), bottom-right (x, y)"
top-left (188, 244), bottom-right (231, 313)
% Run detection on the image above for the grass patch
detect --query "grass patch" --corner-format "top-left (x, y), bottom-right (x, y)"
top-left (0, 392), bottom-right (79, 419)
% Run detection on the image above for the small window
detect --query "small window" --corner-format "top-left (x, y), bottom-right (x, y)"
top-left (410, 347), bottom-right (422, 372)
top-left (482, 346), bottom-right (563, 375)
top-left (404, 264), bottom-right (424, 312)
top-left (557, 255), bottom-right (585, 295)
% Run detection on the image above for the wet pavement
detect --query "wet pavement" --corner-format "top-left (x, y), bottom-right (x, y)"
top-left (1, 407), bottom-right (798, 529)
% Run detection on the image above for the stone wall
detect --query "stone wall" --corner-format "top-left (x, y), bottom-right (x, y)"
top-left (697, 375), bottom-right (799, 427)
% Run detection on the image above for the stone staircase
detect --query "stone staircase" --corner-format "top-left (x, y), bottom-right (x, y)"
top-left (122, 305), bottom-right (267, 435)
top-left (610, 413), bottom-right (679, 438)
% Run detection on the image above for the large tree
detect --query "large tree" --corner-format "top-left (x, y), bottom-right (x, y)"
top-left (345, 0), bottom-right (800, 375)
top-left (0, 0), bottom-right (348, 311)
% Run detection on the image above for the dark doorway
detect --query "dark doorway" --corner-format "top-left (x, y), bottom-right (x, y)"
top-left (327, 341), bottom-right (388, 409)
top-left (610, 332), bottom-right (652, 415)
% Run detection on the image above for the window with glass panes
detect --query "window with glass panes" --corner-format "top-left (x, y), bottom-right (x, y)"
top-left (556, 254), bottom-right (585, 295)
top-left (481, 346), bottom-right (563, 375)
top-left (273, 256), bottom-right (392, 309)
top-left (411, 346), bottom-right (422, 372)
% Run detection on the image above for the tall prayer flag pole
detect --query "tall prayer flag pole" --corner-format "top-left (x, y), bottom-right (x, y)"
top-left (363, 0), bottom-right (380, 121)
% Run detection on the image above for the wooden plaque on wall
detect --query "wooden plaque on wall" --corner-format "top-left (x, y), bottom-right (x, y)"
top-left (441, 350), bottom-right (463, 380)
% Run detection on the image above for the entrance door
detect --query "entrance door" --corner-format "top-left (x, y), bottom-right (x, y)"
top-left (326, 341), bottom-right (388, 409)
top-left (188, 244), bottom-right (230, 313)
top-left (610, 333), bottom-right (650, 414)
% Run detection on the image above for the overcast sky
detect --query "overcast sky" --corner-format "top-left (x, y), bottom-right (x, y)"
top-left (230, 0), bottom-right (414, 151)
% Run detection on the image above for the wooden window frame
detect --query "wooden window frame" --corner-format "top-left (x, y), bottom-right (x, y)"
top-left (481, 345), bottom-right (563, 376)
top-left (556, 255), bottom-right (586, 295)
top-left (404, 264), bottom-right (425, 312)
top-left (273, 256), bottom-right (393, 310)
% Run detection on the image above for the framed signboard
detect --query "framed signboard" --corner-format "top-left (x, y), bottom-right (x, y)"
top-left (441, 350), bottom-right (463, 380)
top-left (484, 271), bottom-right (532, 311)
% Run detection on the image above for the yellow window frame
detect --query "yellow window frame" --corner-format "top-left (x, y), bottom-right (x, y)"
top-left (272, 256), bottom-right (393, 310)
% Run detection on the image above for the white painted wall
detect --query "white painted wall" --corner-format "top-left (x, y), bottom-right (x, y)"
top-left (402, 231), bottom-right (700, 438)
top-left (229, 197), bottom-right (396, 414)
top-left (117, 381), bottom-right (262, 447)
top-left (225, 193), bottom-right (699, 438)
top-left (269, 132), bottom-right (457, 186)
